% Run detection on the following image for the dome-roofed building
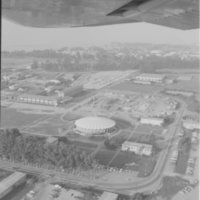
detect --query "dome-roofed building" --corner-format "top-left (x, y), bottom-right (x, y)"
top-left (74, 116), bottom-right (116, 136)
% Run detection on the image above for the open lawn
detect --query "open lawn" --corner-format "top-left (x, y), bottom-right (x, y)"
top-left (165, 78), bottom-right (199, 93)
top-left (137, 157), bottom-right (157, 177)
top-left (109, 151), bottom-right (140, 169)
top-left (175, 136), bottom-right (191, 174)
top-left (135, 124), bottom-right (163, 135)
top-left (128, 134), bottom-right (154, 144)
top-left (1, 108), bottom-right (47, 128)
top-left (70, 141), bottom-right (98, 149)
top-left (111, 81), bottom-right (162, 94)
top-left (26, 115), bottom-right (71, 136)
top-left (95, 150), bottom-right (116, 166)
top-left (63, 113), bottom-right (82, 121)
top-left (175, 153), bottom-right (189, 175)
top-left (27, 123), bottom-right (65, 136)
top-left (111, 117), bottom-right (133, 129)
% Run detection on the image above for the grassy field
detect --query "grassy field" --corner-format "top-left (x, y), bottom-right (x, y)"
top-left (109, 151), bottom-right (140, 169)
top-left (135, 124), bottom-right (163, 134)
top-left (95, 150), bottom-right (116, 166)
top-left (1, 108), bottom-right (47, 128)
top-left (27, 123), bottom-right (65, 136)
top-left (26, 115), bottom-right (71, 136)
top-left (63, 113), bottom-right (82, 121)
top-left (165, 81), bottom-right (199, 93)
top-left (175, 136), bottom-right (191, 174)
top-left (111, 117), bottom-right (133, 129)
top-left (137, 157), bottom-right (157, 177)
top-left (70, 140), bottom-right (98, 149)
top-left (128, 134), bottom-right (154, 144)
top-left (111, 81), bottom-right (163, 94)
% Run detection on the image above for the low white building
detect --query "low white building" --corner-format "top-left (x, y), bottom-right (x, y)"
top-left (165, 90), bottom-right (194, 97)
top-left (17, 94), bottom-right (59, 106)
top-left (99, 192), bottom-right (118, 200)
top-left (122, 141), bottom-right (152, 156)
top-left (0, 172), bottom-right (26, 199)
top-left (140, 117), bottom-right (164, 126)
top-left (134, 80), bottom-right (152, 85)
top-left (183, 121), bottom-right (200, 130)
top-left (134, 73), bottom-right (165, 83)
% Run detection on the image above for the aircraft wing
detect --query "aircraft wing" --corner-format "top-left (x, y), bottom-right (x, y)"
top-left (2, 0), bottom-right (199, 30)
top-left (107, 0), bottom-right (199, 30)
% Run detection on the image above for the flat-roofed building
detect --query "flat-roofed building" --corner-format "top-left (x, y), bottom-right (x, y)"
top-left (140, 117), bottom-right (164, 126)
top-left (134, 80), bottom-right (152, 85)
top-left (134, 73), bottom-right (165, 83)
top-left (17, 94), bottom-right (59, 106)
top-left (1, 91), bottom-right (17, 101)
top-left (183, 121), bottom-right (200, 130)
top-left (0, 172), bottom-right (26, 199)
top-left (165, 90), bottom-right (194, 97)
top-left (99, 192), bottom-right (118, 200)
top-left (122, 141), bottom-right (152, 156)
top-left (37, 184), bottom-right (84, 200)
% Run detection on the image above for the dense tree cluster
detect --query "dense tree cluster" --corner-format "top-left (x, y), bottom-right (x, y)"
top-left (104, 136), bottom-right (125, 150)
top-left (0, 129), bottom-right (97, 170)
top-left (2, 44), bottom-right (199, 72)
top-left (38, 54), bottom-right (199, 72)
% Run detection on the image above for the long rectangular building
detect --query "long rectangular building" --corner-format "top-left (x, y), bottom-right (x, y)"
top-left (140, 117), bottom-right (164, 126)
top-left (17, 94), bottom-right (59, 106)
top-left (99, 192), bottom-right (118, 200)
top-left (165, 90), bottom-right (194, 97)
top-left (135, 73), bottom-right (165, 83)
top-left (0, 172), bottom-right (26, 199)
top-left (122, 141), bottom-right (152, 156)
top-left (183, 121), bottom-right (200, 130)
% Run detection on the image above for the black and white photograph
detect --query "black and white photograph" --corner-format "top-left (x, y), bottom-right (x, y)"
top-left (1, 1), bottom-right (199, 200)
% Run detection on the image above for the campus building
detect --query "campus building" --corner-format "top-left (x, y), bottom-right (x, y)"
top-left (165, 90), bottom-right (194, 97)
top-left (122, 141), bottom-right (152, 156)
top-left (0, 172), bottom-right (26, 199)
top-left (99, 192), bottom-right (118, 200)
top-left (74, 116), bottom-right (116, 136)
top-left (183, 121), bottom-right (200, 130)
top-left (16, 94), bottom-right (59, 106)
top-left (134, 73), bottom-right (165, 83)
top-left (140, 117), bottom-right (164, 126)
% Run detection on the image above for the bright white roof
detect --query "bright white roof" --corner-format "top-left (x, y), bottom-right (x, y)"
top-left (0, 172), bottom-right (26, 195)
top-left (75, 116), bottom-right (116, 130)
top-left (99, 192), bottom-right (118, 200)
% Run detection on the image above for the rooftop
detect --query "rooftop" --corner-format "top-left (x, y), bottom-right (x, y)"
top-left (18, 94), bottom-right (59, 101)
top-left (75, 116), bottom-right (116, 130)
top-left (123, 141), bottom-right (152, 149)
top-left (137, 73), bottom-right (166, 78)
top-left (99, 192), bottom-right (118, 200)
top-left (0, 172), bottom-right (26, 195)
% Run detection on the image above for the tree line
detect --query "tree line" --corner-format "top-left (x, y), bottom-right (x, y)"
top-left (0, 128), bottom-right (97, 170)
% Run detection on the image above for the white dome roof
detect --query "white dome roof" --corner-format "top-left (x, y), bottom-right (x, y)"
top-left (75, 116), bottom-right (116, 130)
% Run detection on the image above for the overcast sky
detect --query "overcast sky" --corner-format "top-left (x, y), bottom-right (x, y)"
top-left (2, 19), bottom-right (199, 51)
